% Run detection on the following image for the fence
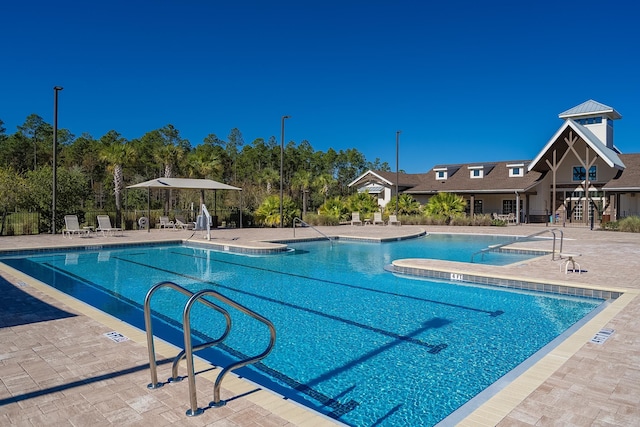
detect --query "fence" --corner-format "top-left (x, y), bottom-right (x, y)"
top-left (1, 208), bottom-right (251, 237)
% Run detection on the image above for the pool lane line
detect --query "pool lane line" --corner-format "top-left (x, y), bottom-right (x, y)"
top-left (38, 261), bottom-right (361, 418)
top-left (111, 255), bottom-right (448, 351)
top-left (168, 249), bottom-right (505, 317)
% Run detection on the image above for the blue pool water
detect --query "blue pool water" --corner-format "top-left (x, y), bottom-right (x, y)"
top-left (1, 235), bottom-right (602, 426)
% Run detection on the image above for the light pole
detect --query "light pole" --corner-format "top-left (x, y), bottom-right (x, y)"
top-left (52, 86), bottom-right (63, 234)
top-left (395, 130), bottom-right (401, 216)
top-left (280, 115), bottom-right (290, 228)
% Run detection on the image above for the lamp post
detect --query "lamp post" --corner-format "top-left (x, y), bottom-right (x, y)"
top-left (395, 130), bottom-right (401, 216)
top-left (280, 115), bottom-right (290, 228)
top-left (52, 86), bottom-right (63, 234)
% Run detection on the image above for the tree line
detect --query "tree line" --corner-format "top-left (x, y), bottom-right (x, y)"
top-left (0, 114), bottom-right (393, 231)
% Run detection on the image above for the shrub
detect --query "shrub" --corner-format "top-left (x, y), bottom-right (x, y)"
top-left (471, 214), bottom-right (493, 226)
top-left (600, 220), bottom-right (619, 231)
top-left (618, 216), bottom-right (640, 232)
top-left (449, 214), bottom-right (472, 226)
top-left (303, 212), bottom-right (341, 226)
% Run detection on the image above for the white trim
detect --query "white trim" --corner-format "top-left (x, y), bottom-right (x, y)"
top-left (528, 120), bottom-right (625, 172)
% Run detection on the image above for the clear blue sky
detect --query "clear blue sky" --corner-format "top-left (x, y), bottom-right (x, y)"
top-left (2, 0), bottom-right (639, 173)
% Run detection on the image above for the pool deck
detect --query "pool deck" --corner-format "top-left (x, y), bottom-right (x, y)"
top-left (1, 224), bottom-right (639, 426)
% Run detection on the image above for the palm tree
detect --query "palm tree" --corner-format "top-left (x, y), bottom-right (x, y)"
top-left (318, 196), bottom-right (348, 221)
top-left (258, 168), bottom-right (279, 195)
top-left (424, 192), bottom-right (467, 223)
top-left (385, 194), bottom-right (421, 216)
top-left (347, 191), bottom-right (379, 216)
top-left (313, 173), bottom-right (335, 205)
top-left (99, 131), bottom-right (133, 227)
top-left (255, 195), bottom-right (299, 227)
top-left (291, 170), bottom-right (312, 217)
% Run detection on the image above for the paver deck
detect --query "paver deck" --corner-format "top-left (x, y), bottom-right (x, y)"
top-left (1, 224), bottom-right (639, 426)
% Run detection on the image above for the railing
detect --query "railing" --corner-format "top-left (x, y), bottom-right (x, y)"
top-left (144, 281), bottom-right (232, 389)
top-left (470, 228), bottom-right (563, 263)
top-left (144, 281), bottom-right (276, 417)
top-left (183, 290), bottom-right (276, 413)
top-left (293, 217), bottom-right (334, 245)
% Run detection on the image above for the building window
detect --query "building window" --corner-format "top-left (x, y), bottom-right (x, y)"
top-left (502, 199), bottom-right (517, 214)
top-left (509, 167), bottom-right (523, 177)
top-left (573, 166), bottom-right (597, 181)
top-left (507, 163), bottom-right (524, 177)
top-left (469, 167), bottom-right (484, 178)
top-left (435, 170), bottom-right (447, 180)
top-left (464, 199), bottom-right (483, 215)
top-left (576, 117), bottom-right (602, 125)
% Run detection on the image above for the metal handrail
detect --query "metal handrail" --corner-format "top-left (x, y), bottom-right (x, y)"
top-left (470, 228), bottom-right (563, 262)
top-left (293, 217), bottom-right (334, 244)
top-left (144, 281), bottom-right (232, 390)
top-left (182, 289), bottom-right (276, 415)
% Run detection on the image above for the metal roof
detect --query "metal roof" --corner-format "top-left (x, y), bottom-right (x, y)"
top-left (127, 177), bottom-right (241, 191)
top-left (558, 100), bottom-right (622, 120)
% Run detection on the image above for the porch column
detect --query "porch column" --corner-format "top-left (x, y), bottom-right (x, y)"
top-left (469, 194), bottom-right (475, 217)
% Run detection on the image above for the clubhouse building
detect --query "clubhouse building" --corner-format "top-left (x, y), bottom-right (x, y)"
top-left (349, 100), bottom-right (640, 225)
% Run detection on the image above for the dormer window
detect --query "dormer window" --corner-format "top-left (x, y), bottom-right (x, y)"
top-left (468, 166), bottom-right (483, 179)
top-left (434, 168), bottom-right (447, 180)
top-left (507, 163), bottom-right (524, 177)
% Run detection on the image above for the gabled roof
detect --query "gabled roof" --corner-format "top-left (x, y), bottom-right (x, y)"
top-left (348, 170), bottom-right (425, 188)
top-left (528, 120), bottom-right (625, 172)
top-left (407, 161), bottom-right (542, 194)
top-left (603, 154), bottom-right (640, 191)
top-left (558, 100), bottom-right (622, 120)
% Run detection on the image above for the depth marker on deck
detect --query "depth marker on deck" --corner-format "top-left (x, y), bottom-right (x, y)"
top-left (590, 328), bottom-right (614, 345)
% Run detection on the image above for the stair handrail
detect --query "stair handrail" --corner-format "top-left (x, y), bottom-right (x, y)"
top-left (144, 281), bottom-right (231, 390)
top-left (470, 228), bottom-right (563, 263)
top-left (182, 289), bottom-right (276, 415)
top-left (293, 217), bottom-right (334, 244)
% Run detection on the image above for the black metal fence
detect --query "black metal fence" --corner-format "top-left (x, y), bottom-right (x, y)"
top-left (1, 207), bottom-right (252, 236)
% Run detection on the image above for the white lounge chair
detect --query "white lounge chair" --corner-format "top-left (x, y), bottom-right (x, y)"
top-left (157, 216), bottom-right (175, 229)
top-left (372, 212), bottom-right (385, 225)
top-left (175, 216), bottom-right (195, 230)
top-left (62, 215), bottom-right (90, 238)
top-left (351, 212), bottom-right (363, 226)
top-left (96, 215), bottom-right (123, 237)
top-left (388, 215), bottom-right (401, 226)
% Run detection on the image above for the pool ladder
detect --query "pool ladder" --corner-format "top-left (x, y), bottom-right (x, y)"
top-left (144, 281), bottom-right (276, 416)
top-left (470, 228), bottom-right (564, 263)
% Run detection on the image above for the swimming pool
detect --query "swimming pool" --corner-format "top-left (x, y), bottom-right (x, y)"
top-left (1, 236), bottom-right (604, 426)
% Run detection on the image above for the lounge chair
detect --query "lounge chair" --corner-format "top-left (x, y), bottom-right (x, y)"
top-left (351, 212), bottom-right (363, 226)
top-left (175, 216), bottom-right (195, 230)
top-left (157, 216), bottom-right (175, 229)
top-left (62, 215), bottom-right (90, 238)
top-left (96, 215), bottom-right (123, 237)
top-left (388, 215), bottom-right (401, 226)
top-left (372, 212), bottom-right (385, 225)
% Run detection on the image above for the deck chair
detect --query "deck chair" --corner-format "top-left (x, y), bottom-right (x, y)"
top-left (62, 215), bottom-right (90, 238)
top-left (351, 212), bottom-right (363, 226)
top-left (157, 216), bottom-right (175, 229)
top-left (96, 215), bottom-right (123, 237)
top-left (388, 215), bottom-right (401, 226)
top-left (175, 216), bottom-right (195, 230)
top-left (372, 212), bottom-right (385, 225)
